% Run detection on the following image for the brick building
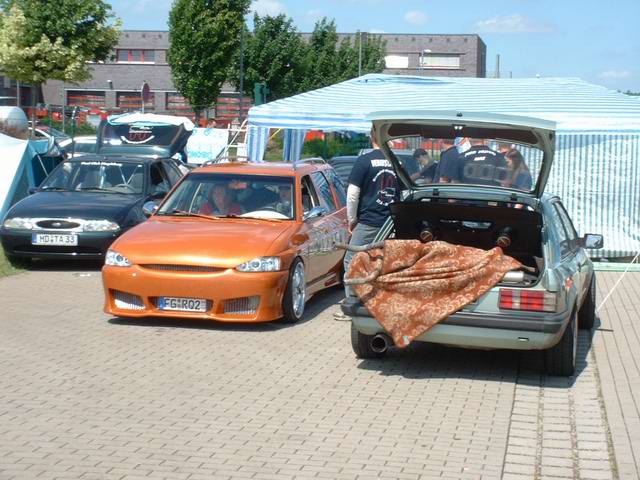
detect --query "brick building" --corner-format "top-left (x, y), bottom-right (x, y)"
top-left (41, 30), bottom-right (486, 119)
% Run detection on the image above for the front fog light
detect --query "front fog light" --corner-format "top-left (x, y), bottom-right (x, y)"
top-left (105, 249), bottom-right (131, 267)
top-left (236, 256), bottom-right (281, 272)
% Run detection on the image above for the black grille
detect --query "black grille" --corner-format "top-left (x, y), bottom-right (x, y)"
top-left (36, 220), bottom-right (81, 229)
top-left (141, 264), bottom-right (224, 273)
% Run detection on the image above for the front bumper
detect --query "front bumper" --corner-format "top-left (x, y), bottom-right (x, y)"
top-left (1, 228), bottom-right (119, 260)
top-left (343, 298), bottom-right (570, 350)
top-left (102, 264), bottom-right (289, 323)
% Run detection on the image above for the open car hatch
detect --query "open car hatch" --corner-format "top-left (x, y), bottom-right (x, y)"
top-left (370, 111), bottom-right (556, 198)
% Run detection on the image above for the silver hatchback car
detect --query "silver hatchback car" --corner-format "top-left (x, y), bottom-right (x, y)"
top-left (342, 111), bottom-right (603, 377)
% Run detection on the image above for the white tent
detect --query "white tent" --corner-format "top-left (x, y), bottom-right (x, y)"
top-left (246, 74), bottom-right (640, 257)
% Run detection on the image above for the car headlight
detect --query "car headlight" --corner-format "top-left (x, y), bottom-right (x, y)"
top-left (2, 217), bottom-right (34, 230)
top-left (83, 220), bottom-right (120, 232)
top-left (105, 249), bottom-right (131, 267)
top-left (236, 256), bottom-right (281, 272)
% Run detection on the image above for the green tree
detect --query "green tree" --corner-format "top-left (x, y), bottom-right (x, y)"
top-left (230, 14), bottom-right (307, 101)
top-left (169, 0), bottom-right (250, 123)
top-left (300, 18), bottom-right (340, 92)
top-left (0, 0), bottom-right (120, 124)
top-left (300, 19), bottom-right (386, 93)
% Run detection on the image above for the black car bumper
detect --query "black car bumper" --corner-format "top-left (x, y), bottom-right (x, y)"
top-left (0, 229), bottom-right (120, 260)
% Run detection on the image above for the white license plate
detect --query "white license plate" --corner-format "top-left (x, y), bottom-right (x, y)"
top-left (31, 233), bottom-right (78, 246)
top-left (158, 297), bottom-right (208, 312)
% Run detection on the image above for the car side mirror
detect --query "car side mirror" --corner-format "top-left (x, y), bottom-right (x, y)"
top-left (582, 233), bottom-right (604, 249)
top-left (303, 206), bottom-right (327, 221)
top-left (142, 201), bottom-right (159, 217)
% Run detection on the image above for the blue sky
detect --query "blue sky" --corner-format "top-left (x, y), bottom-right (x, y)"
top-left (110, 0), bottom-right (640, 92)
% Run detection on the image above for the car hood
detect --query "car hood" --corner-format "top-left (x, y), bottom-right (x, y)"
top-left (5, 191), bottom-right (142, 223)
top-left (370, 110), bottom-right (556, 199)
top-left (110, 217), bottom-right (296, 268)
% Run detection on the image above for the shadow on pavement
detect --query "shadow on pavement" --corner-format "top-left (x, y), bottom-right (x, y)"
top-left (108, 285), bottom-right (344, 332)
top-left (356, 318), bottom-right (597, 386)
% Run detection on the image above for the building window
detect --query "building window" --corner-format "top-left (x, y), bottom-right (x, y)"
top-left (166, 92), bottom-right (192, 112)
top-left (67, 90), bottom-right (106, 108)
top-left (117, 91), bottom-right (155, 111)
top-left (419, 53), bottom-right (461, 69)
top-left (384, 55), bottom-right (409, 69)
top-left (116, 49), bottom-right (156, 64)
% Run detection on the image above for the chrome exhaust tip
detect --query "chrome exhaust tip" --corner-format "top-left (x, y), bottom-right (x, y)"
top-left (370, 333), bottom-right (391, 353)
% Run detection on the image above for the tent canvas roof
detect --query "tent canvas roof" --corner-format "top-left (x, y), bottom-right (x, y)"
top-left (248, 74), bottom-right (640, 133)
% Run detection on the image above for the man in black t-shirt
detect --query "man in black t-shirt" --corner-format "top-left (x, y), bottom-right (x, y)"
top-left (335, 130), bottom-right (400, 312)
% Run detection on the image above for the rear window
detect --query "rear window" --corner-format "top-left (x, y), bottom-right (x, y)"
top-left (386, 135), bottom-right (544, 193)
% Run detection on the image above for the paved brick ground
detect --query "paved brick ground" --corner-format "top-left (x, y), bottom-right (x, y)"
top-left (0, 268), bottom-right (631, 479)
top-left (592, 272), bottom-right (640, 480)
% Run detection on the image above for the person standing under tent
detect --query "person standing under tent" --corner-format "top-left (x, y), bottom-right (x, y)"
top-left (334, 129), bottom-right (400, 320)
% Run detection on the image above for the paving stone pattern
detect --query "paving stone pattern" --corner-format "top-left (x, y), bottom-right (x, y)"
top-left (0, 269), bottom-right (629, 479)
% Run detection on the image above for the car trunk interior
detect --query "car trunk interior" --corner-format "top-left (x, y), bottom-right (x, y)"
top-left (388, 198), bottom-right (544, 286)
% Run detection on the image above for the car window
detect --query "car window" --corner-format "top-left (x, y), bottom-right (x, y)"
top-left (39, 160), bottom-right (145, 194)
top-left (547, 202), bottom-right (572, 257)
top-left (322, 169), bottom-right (346, 208)
top-left (311, 171), bottom-right (337, 213)
top-left (157, 173), bottom-right (295, 220)
top-left (74, 141), bottom-right (97, 154)
top-left (149, 163), bottom-right (171, 196)
top-left (161, 161), bottom-right (182, 185)
top-left (301, 176), bottom-right (320, 214)
top-left (554, 203), bottom-right (579, 250)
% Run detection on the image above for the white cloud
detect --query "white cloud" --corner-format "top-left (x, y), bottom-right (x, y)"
top-left (599, 70), bottom-right (632, 79)
top-left (474, 14), bottom-right (552, 33)
top-left (368, 28), bottom-right (386, 34)
top-left (404, 10), bottom-right (428, 27)
top-left (251, 0), bottom-right (286, 16)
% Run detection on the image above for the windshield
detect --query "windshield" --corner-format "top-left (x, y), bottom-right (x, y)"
top-left (159, 173), bottom-right (295, 220)
top-left (387, 136), bottom-right (544, 193)
top-left (40, 160), bottom-right (145, 194)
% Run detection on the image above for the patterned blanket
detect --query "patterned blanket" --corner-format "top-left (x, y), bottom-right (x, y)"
top-left (346, 240), bottom-right (522, 347)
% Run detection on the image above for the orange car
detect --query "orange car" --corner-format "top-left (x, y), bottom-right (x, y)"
top-left (102, 160), bottom-right (349, 323)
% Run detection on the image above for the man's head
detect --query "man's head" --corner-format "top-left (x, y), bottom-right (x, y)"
top-left (209, 183), bottom-right (229, 207)
top-left (369, 127), bottom-right (380, 149)
top-left (278, 184), bottom-right (292, 202)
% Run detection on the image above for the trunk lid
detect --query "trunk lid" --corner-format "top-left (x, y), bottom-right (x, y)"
top-left (370, 111), bottom-right (556, 199)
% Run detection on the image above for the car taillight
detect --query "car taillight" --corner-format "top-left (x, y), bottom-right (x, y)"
top-left (499, 289), bottom-right (556, 312)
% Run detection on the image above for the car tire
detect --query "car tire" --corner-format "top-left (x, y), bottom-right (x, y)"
top-left (578, 275), bottom-right (596, 330)
top-left (350, 323), bottom-right (385, 359)
top-left (544, 310), bottom-right (577, 377)
top-left (281, 258), bottom-right (305, 323)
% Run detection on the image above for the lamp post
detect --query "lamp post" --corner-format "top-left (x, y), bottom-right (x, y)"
top-left (238, 28), bottom-right (244, 122)
top-left (358, 31), bottom-right (363, 77)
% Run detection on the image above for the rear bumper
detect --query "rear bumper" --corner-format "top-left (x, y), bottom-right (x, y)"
top-left (344, 298), bottom-right (570, 350)
top-left (102, 264), bottom-right (289, 323)
top-left (1, 229), bottom-right (118, 260)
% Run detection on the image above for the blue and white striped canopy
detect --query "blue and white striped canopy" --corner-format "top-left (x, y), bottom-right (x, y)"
top-left (246, 74), bottom-right (640, 258)
top-left (248, 74), bottom-right (640, 134)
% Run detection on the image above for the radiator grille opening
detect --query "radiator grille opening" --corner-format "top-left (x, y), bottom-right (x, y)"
top-left (141, 264), bottom-right (223, 273)
top-left (113, 290), bottom-right (145, 310)
top-left (224, 296), bottom-right (260, 315)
